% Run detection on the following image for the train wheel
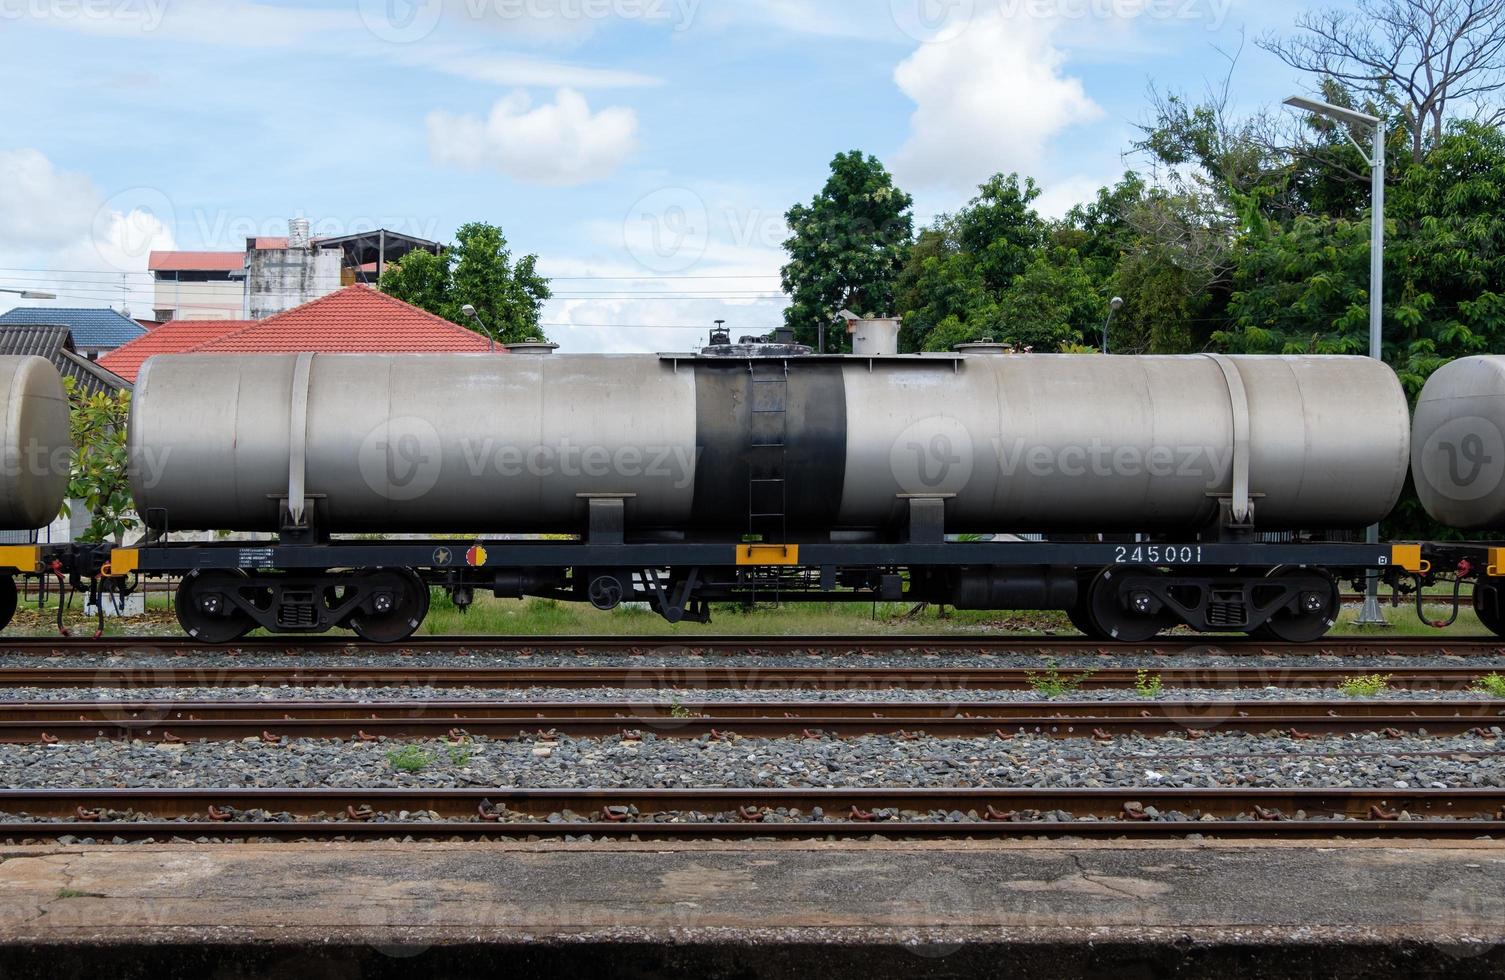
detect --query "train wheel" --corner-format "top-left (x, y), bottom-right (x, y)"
top-left (1084, 566), bottom-right (1173, 643)
top-left (1064, 572), bottom-right (1104, 638)
top-left (1252, 568), bottom-right (1339, 643)
top-left (0, 576), bottom-right (16, 632)
top-left (175, 570), bottom-right (255, 643)
top-left (1065, 603), bottom-right (1099, 638)
top-left (347, 570), bottom-right (430, 644)
top-left (1474, 581), bottom-right (1505, 637)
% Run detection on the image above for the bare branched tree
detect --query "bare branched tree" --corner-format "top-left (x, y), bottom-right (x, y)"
top-left (1261, 0), bottom-right (1505, 162)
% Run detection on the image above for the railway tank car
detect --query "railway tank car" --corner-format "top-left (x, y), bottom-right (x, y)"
top-left (0, 355), bottom-right (72, 630)
top-left (1408, 354), bottom-right (1505, 635)
top-left (115, 340), bottom-right (1414, 644)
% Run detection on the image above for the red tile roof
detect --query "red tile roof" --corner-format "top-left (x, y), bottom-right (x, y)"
top-left (193, 286), bottom-right (499, 354)
top-left (100, 287), bottom-right (501, 381)
top-left (148, 250), bottom-right (246, 272)
top-left (99, 319), bottom-right (257, 382)
top-left (251, 237), bottom-right (290, 249)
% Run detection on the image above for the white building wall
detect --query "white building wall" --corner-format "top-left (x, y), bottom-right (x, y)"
top-left (152, 279), bottom-right (245, 321)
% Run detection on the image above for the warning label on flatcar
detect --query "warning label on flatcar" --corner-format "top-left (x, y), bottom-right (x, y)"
top-left (238, 548), bottom-right (276, 568)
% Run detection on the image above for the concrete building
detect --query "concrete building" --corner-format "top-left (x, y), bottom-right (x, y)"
top-left (147, 250), bottom-right (246, 321)
top-left (148, 219), bottom-right (443, 322)
top-left (240, 219), bottom-right (344, 319)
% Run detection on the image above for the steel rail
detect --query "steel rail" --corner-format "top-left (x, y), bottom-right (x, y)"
top-left (4, 699), bottom-right (1504, 741)
top-left (0, 787), bottom-right (1500, 841)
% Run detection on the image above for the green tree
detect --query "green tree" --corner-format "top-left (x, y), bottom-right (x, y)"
top-left (379, 222), bottom-right (552, 344)
top-left (781, 151), bottom-right (914, 349)
top-left (898, 174), bottom-right (1108, 353)
top-left (63, 379), bottom-right (135, 544)
top-left (449, 222), bottom-right (552, 344)
top-left (377, 247), bottom-right (449, 316)
top-left (1218, 121), bottom-right (1505, 381)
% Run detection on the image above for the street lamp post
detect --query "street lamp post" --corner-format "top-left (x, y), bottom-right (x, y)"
top-left (0, 288), bottom-right (57, 300)
top-left (461, 303), bottom-right (496, 352)
top-left (1284, 95), bottom-right (1388, 627)
top-left (1102, 296), bottom-right (1123, 354)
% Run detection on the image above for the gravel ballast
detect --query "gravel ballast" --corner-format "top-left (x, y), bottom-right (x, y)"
top-left (2, 730), bottom-right (1501, 791)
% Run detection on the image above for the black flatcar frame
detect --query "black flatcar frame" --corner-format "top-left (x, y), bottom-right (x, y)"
top-left (105, 536), bottom-right (1419, 642)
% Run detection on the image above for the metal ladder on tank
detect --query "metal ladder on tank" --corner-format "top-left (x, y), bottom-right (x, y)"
top-left (746, 361), bottom-right (789, 606)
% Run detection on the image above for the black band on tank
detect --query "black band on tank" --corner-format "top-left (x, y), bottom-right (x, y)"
top-left (692, 360), bottom-right (847, 536)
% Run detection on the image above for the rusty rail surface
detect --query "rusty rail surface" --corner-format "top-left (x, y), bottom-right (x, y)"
top-left (5, 699), bottom-right (1504, 741)
top-left (0, 787), bottom-right (1501, 841)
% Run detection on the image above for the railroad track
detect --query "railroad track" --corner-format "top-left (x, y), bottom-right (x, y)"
top-left (2, 787), bottom-right (1501, 841)
top-left (1, 634), bottom-right (1502, 658)
top-left (7, 699), bottom-right (1505, 741)
top-left (3, 664), bottom-right (1499, 691)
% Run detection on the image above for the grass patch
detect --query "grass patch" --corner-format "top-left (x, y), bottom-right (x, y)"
top-left (1472, 673), bottom-right (1505, 698)
top-left (386, 745), bottom-right (431, 773)
top-left (1337, 674), bottom-right (1392, 698)
top-left (1026, 664), bottom-right (1093, 698)
top-left (1134, 669), bottom-right (1163, 698)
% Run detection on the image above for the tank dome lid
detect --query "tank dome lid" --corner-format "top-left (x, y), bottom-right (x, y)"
top-left (952, 339), bottom-right (1021, 356)
top-left (503, 341), bottom-right (560, 355)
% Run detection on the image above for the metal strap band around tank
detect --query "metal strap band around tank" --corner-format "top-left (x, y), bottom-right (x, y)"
top-left (1203, 353), bottom-right (1251, 523)
top-left (286, 352), bottom-right (315, 526)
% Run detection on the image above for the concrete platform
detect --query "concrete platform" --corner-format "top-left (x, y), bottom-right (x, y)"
top-left (0, 838), bottom-right (1503, 978)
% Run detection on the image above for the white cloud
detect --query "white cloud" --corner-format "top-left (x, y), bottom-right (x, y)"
top-left (427, 89), bottom-right (639, 185)
top-left (0, 149), bottom-right (101, 250)
top-left (892, 9), bottom-right (1102, 190)
top-left (0, 149), bottom-right (172, 318)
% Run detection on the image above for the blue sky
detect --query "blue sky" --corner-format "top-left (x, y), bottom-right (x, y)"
top-left (0, 0), bottom-right (1318, 351)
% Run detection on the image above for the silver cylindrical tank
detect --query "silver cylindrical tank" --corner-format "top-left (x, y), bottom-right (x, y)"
top-left (130, 354), bottom-right (699, 533)
top-left (1411, 355), bottom-right (1505, 529)
top-left (129, 351), bottom-right (1409, 534)
top-left (839, 353), bottom-right (1410, 531)
top-left (0, 355), bottom-right (70, 529)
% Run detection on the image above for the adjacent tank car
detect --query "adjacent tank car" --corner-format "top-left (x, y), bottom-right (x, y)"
top-left (110, 339), bottom-right (1416, 644)
top-left (0, 356), bottom-right (73, 630)
top-left (1406, 355), bottom-right (1505, 634)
